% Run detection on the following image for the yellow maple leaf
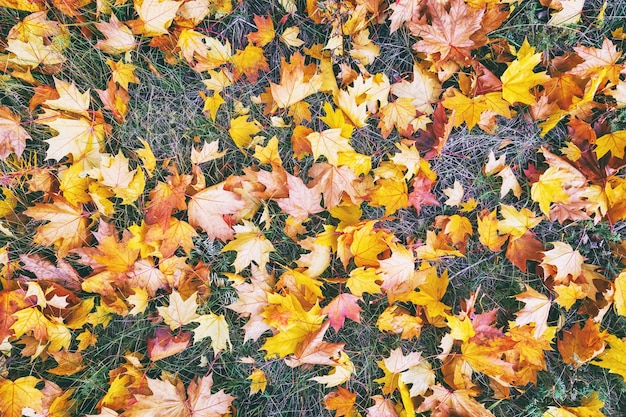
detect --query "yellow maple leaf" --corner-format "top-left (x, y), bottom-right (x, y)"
top-left (202, 91), bottom-right (225, 121)
top-left (593, 334), bottom-right (626, 380)
top-left (405, 265), bottom-right (451, 322)
top-left (191, 312), bottom-right (231, 353)
top-left (345, 267), bottom-right (381, 297)
top-left (261, 293), bottom-right (324, 358)
top-left (336, 89), bottom-right (368, 128)
top-left (498, 204), bottom-right (543, 240)
top-left (48, 350), bottom-right (86, 375)
top-left (540, 241), bottom-right (584, 283)
top-left (378, 98), bottom-right (418, 138)
top-left (280, 26), bottom-right (305, 48)
top-left (342, 221), bottom-right (389, 268)
top-left (370, 178), bottom-right (409, 216)
top-left (106, 59), bottom-right (139, 90)
top-left (310, 351), bottom-right (354, 387)
top-left (232, 44), bottom-right (269, 81)
top-left (514, 285), bottom-right (552, 338)
top-left (6, 35), bottom-right (65, 68)
top-left (595, 130), bottom-right (626, 159)
top-left (191, 139), bottom-right (226, 164)
top-left (44, 78), bottom-right (90, 116)
top-left (614, 271), bottom-right (626, 317)
top-left (306, 128), bottom-right (354, 167)
top-left (477, 209), bottom-right (508, 252)
top-left (38, 109), bottom-right (106, 165)
top-left (247, 368), bottom-right (267, 395)
top-left (501, 39), bottom-right (550, 105)
top-left (270, 56), bottom-right (322, 109)
top-left (228, 115), bottom-right (261, 149)
top-left (0, 376), bottom-right (44, 417)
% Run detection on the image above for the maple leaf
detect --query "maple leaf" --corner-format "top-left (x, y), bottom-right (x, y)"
top-left (130, 0), bottom-right (182, 37)
top-left (228, 115), bottom-right (261, 150)
top-left (247, 15), bottom-right (275, 47)
top-left (594, 130), bottom-right (626, 159)
top-left (558, 319), bottom-right (606, 368)
top-left (365, 395), bottom-right (398, 417)
top-left (279, 26), bottom-right (305, 48)
top-left (95, 15), bottom-right (138, 54)
top-left (307, 163), bottom-right (359, 209)
top-left (443, 180), bottom-right (464, 206)
top-left (548, 0), bottom-right (584, 26)
top-left (514, 285), bottom-right (552, 338)
top-left (345, 267), bottom-right (381, 298)
top-left (147, 327), bottom-right (191, 361)
top-left (231, 44), bottom-right (269, 82)
top-left (406, 266), bottom-right (450, 322)
top-left (284, 322), bottom-right (345, 367)
top-left (324, 387), bottom-right (357, 417)
top-left (307, 128), bottom-right (354, 167)
top-left (498, 204), bottom-right (543, 240)
top-left (310, 351), bottom-right (354, 387)
top-left (96, 80), bottom-right (131, 123)
top-left (24, 197), bottom-right (90, 256)
top-left (418, 385), bottom-right (496, 417)
top-left (443, 89), bottom-right (511, 131)
top-left (478, 209), bottom-right (508, 252)
top-left (188, 183), bottom-right (246, 241)
top-left (157, 290), bottom-right (200, 330)
top-left (408, 0), bottom-right (484, 65)
top-left (221, 221), bottom-right (275, 273)
top-left (276, 173), bottom-right (324, 222)
top-left (47, 350), bottom-right (86, 375)
top-left (106, 59), bottom-right (139, 90)
top-left (370, 178), bottom-right (409, 216)
top-left (0, 106), bottom-right (29, 160)
top-left (540, 242), bottom-right (584, 283)
top-left (270, 53), bottom-right (322, 109)
top-left (127, 375), bottom-right (234, 417)
top-left (592, 334), bottom-right (626, 380)
top-left (6, 34), bottom-right (66, 68)
top-left (501, 39), bottom-right (550, 105)
top-left (262, 293), bottom-right (324, 358)
top-left (388, 0), bottom-right (420, 33)
top-left (614, 271), bottom-right (626, 317)
top-left (39, 110), bottom-right (107, 164)
top-left (506, 231), bottom-right (544, 272)
top-left (344, 221), bottom-right (390, 268)
top-left (191, 312), bottom-right (231, 352)
top-left (570, 38), bottom-right (623, 84)
top-left (322, 293), bottom-right (362, 332)
top-left (0, 376), bottom-right (44, 417)
top-left (391, 63), bottom-right (441, 115)
top-left (247, 368), bottom-right (267, 395)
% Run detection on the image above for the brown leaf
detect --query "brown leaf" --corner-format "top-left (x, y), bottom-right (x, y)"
top-left (558, 319), bottom-right (606, 368)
